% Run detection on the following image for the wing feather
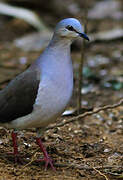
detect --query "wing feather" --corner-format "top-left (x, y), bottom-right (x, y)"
top-left (0, 69), bottom-right (40, 123)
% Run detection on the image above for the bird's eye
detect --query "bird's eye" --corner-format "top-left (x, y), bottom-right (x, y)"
top-left (66, 25), bottom-right (74, 31)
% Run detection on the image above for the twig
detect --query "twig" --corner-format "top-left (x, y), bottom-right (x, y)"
top-left (93, 167), bottom-right (109, 180)
top-left (55, 163), bottom-right (122, 171)
top-left (77, 0), bottom-right (88, 114)
top-left (22, 148), bottom-right (39, 169)
top-left (47, 98), bottom-right (123, 130)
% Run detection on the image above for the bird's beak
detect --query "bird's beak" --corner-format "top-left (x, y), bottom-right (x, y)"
top-left (79, 32), bottom-right (89, 41)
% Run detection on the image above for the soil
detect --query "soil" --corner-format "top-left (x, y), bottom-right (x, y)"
top-left (0, 106), bottom-right (122, 180)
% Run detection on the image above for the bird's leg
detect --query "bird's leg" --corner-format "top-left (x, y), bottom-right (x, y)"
top-left (36, 128), bottom-right (56, 171)
top-left (11, 130), bottom-right (20, 163)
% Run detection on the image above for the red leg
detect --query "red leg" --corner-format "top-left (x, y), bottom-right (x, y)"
top-left (36, 137), bottom-right (56, 171)
top-left (11, 131), bottom-right (20, 163)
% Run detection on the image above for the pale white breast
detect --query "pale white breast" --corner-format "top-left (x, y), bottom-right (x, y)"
top-left (34, 70), bottom-right (73, 125)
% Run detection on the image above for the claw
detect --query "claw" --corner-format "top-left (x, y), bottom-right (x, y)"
top-left (36, 137), bottom-right (56, 171)
top-left (7, 151), bottom-right (24, 164)
top-left (37, 156), bottom-right (56, 171)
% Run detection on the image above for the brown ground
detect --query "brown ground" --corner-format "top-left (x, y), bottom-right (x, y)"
top-left (0, 105), bottom-right (122, 180)
top-left (0, 13), bottom-right (123, 180)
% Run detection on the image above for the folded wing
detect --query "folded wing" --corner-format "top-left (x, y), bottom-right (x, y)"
top-left (0, 69), bottom-right (40, 123)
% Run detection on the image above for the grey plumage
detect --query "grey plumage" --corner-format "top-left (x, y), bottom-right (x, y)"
top-left (0, 18), bottom-right (89, 170)
top-left (0, 69), bottom-right (40, 123)
top-left (0, 18), bottom-right (89, 130)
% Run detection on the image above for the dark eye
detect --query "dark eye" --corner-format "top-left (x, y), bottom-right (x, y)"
top-left (66, 25), bottom-right (74, 31)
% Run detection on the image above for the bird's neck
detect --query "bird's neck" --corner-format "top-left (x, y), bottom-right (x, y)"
top-left (48, 34), bottom-right (72, 51)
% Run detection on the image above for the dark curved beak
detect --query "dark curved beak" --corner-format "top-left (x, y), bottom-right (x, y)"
top-left (79, 32), bottom-right (89, 41)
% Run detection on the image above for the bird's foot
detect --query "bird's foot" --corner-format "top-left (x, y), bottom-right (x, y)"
top-left (36, 137), bottom-right (56, 171)
top-left (13, 154), bottom-right (23, 164)
top-left (8, 151), bottom-right (23, 164)
top-left (36, 155), bottom-right (56, 171)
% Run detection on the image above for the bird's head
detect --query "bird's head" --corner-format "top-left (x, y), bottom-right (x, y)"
top-left (54, 18), bottom-right (89, 41)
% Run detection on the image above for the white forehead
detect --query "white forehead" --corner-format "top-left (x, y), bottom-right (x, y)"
top-left (55, 18), bottom-right (83, 32)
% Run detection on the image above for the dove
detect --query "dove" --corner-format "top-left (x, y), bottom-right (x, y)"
top-left (0, 18), bottom-right (89, 170)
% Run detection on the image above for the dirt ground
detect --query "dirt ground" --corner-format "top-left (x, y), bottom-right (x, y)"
top-left (0, 9), bottom-right (123, 180)
top-left (0, 105), bottom-right (122, 180)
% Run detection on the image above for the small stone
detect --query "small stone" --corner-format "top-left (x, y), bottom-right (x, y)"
top-left (104, 148), bottom-right (110, 153)
top-left (0, 139), bottom-right (3, 145)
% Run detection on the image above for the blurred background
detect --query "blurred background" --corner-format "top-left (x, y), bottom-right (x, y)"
top-left (0, 1), bottom-right (123, 179)
top-left (0, 0), bottom-right (123, 109)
